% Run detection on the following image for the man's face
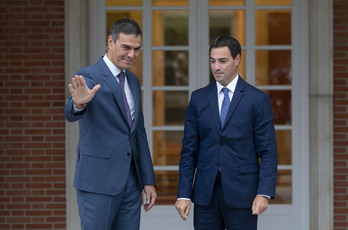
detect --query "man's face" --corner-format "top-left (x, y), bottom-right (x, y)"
top-left (210, 46), bottom-right (240, 86)
top-left (107, 32), bottom-right (142, 71)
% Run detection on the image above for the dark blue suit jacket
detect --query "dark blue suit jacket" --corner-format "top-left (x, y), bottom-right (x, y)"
top-left (65, 57), bottom-right (155, 195)
top-left (177, 77), bottom-right (278, 208)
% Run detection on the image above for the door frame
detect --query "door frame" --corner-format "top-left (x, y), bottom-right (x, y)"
top-left (64, 0), bottom-right (333, 229)
top-left (308, 0), bottom-right (334, 229)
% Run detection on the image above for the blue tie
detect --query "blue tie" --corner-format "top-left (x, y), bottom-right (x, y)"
top-left (220, 87), bottom-right (230, 127)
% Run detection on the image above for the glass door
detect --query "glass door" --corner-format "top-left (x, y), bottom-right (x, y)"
top-left (88, 0), bottom-right (309, 229)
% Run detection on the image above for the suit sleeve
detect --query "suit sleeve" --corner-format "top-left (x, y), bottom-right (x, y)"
top-left (177, 95), bottom-right (199, 199)
top-left (134, 100), bottom-right (156, 187)
top-left (254, 93), bottom-right (278, 199)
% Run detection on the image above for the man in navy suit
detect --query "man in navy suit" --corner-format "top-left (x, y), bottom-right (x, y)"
top-left (65, 18), bottom-right (156, 230)
top-left (175, 36), bottom-right (278, 230)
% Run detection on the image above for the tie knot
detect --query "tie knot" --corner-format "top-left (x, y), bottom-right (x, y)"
top-left (222, 87), bottom-right (229, 95)
top-left (119, 71), bottom-right (125, 83)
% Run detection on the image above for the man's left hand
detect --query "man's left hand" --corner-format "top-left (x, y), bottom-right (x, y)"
top-left (252, 195), bottom-right (269, 215)
top-left (143, 185), bottom-right (157, 212)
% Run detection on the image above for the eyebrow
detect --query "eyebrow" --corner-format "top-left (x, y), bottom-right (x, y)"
top-left (121, 44), bottom-right (142, 50)
top-left (210, 57), bottom-right (229, 61)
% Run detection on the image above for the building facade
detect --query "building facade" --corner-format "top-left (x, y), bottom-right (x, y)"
top-left (0, 0), bottom-right (347, 229)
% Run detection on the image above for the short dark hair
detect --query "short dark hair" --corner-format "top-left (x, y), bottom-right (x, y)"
top-left (109, 18), bottom-right (142, 42)
top-left (209, 35), bottom-right (241, 59)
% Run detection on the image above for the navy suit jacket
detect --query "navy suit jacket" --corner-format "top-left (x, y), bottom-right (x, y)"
top-left (177, 77), bottom-right (278, 208)
top-left (65, 57), bottom-right (155, 195)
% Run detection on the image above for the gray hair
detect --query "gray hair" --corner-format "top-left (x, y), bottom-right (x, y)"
top-left (109, 18), bottom-right (142, 42)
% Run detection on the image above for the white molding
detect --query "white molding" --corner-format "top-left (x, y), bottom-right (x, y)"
top-left (309, 0), bottom-right (334, 229)
top-left (195, 0), bottom-right (210, 89)
top-left (245, 0), bottom-right (255, 86)
top-left (292, 0), bottom-right (310, 229)
top-left (142, 0), bottom-right (153, 155)
top-left (64, 0), bottom-right (89, 229)
top-left (89, 0), bottom-right (106, 64)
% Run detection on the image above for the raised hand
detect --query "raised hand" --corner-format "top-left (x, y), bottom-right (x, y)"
top-left (68, 75), bottom-right (101, 108)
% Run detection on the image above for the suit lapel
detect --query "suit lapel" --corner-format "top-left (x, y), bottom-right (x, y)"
top-left (98, 58), bottom-right (129, 126)
top-left (223, 77), bottom-right (245, 128)
top-left (208, 82), bottom-right (222, 132)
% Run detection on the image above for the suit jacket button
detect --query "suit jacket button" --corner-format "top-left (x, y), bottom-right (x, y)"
top-left (127, 153), bottom-right (131, 157)
top-left (214, 162), bottom-right (219, 167)
top-left (220, 143), bottom-right (224, 146)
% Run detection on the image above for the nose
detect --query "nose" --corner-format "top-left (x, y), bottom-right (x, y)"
top-left (128, 49), bottom-right (134, 59)
top-left (212, 63), bottom-right (221, 72)
top-left (128, 49), bottom-right (139, 59)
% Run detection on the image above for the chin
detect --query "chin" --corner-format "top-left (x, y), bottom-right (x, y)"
top-left (214, 76), bottom-right (223, 81)
top-left (216, 79), bottom-right (227, 86)
top-left (124, 62), bottom-right (134, 67)
top-left (119, 63), bottom-right (131, 69)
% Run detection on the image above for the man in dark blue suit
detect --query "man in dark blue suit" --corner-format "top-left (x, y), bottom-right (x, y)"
top-left (175, 36), bottom-right (278, 230)
top-left (65, 18), bottom-right (156, 230)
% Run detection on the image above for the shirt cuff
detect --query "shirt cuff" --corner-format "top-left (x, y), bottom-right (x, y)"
top-left (258, 194), bottom-right (271, 199)
top-left (73, 104), bottom-right (86, 112)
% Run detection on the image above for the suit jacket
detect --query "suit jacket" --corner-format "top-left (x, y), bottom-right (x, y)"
top-left (177, 77), bottom-right (278, 208)
top-left (65, 57), bottom-right (155, 195)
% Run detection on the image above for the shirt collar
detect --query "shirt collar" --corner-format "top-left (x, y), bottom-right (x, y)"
top-left (216, 74), bottom-right (239, 94)
top-left (103, 54), bottom-right (124, 77)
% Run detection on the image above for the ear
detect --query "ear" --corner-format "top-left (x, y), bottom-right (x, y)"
top-left (107, 35), bottom-right (114, 49)
top-left (235, 54), bottom-right (241, 66)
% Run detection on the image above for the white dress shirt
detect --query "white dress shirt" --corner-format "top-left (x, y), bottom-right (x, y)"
top-left (216, 74), bottom-right (239, 116)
